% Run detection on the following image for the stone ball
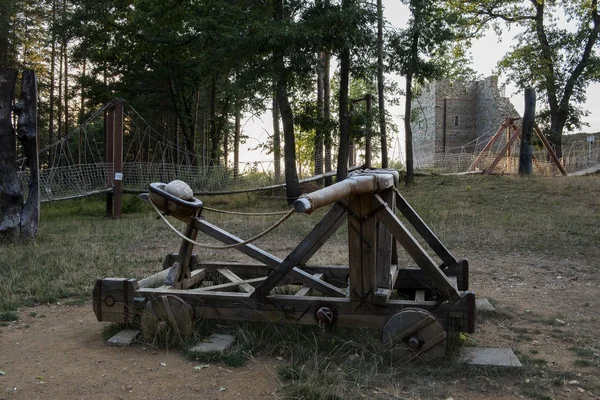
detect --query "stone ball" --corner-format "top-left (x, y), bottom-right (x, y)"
top-left (164, 180), bottom-right (194, 200)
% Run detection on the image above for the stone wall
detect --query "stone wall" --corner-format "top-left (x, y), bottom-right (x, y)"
top-left (411, 76), bottom-right (521, 168)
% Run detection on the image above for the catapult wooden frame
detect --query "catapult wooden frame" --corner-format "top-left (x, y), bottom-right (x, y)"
top-left (93, 170), bottom-right (475, 341)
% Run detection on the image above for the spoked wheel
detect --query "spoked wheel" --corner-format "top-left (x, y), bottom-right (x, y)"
top-left (141, 295), bottom-right (194, 340)
top-left (382, 308), bottom-right (446, 363)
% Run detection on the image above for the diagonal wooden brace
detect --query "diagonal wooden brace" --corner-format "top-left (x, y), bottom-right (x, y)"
top-left (373, 195), bottom-right (461, 303)
top-left (250, 202), bottom-right (348, 299)
top-left (193, 217), bottom-right (346, 298)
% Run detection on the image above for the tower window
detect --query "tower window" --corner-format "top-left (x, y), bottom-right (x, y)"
top-left (454, 116), bottom-right (459, 127)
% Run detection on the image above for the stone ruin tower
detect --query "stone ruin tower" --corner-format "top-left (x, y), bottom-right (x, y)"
top-left (411, 76), bottom-right (520, 168)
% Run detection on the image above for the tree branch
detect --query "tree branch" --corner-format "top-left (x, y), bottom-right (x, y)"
top-left (559, 0), bottom-right (600, 112)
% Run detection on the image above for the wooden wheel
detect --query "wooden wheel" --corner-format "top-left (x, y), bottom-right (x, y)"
top-left (141, 295), bottom-right (194, 340)
top-left (382, 308), bottom-right (446, 363)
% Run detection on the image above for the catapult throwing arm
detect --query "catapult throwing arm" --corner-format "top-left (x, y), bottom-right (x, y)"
top-left (294, 174), bottom-right (384, 213)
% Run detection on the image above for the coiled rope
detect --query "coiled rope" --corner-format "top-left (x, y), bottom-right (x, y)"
top-left (149, 198), bottom-right (296, 249)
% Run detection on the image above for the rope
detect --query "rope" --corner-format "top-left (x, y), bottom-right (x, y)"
top-left (149, 197), bottom-right (296, 249)
top-left (202, 206), bottom-right (292, 216)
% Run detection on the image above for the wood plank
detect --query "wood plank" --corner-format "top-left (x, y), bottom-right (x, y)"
top-left (360, 193), bottom-right (377, 302)
top-left (192, 277), bottom-right (266, 292)
top-left (161, 296), bottom-right (182, 339)
top-left (195, 261), bottom-right (469, 291)
top-left (250, 204), bottom-right (348, 299)
top-left (376, 189), bottom-right (394, 288)
top-left (295, 273), bottom-right (324, 296)
top-left (483, 127), bottom-right (521, 175)
top-left (415, 290), bottom-right (425, 301)
top-left (374, 195), bottom-right (461, 303)
top-left (218, 269), bottom-right (255, 293)
top-left (135, 288), bottom-right (474, 332)
top-left (394, 190), bottom-right (457, 268)
top-left (373, 288), bottom-right (391, 306)
top-left (193, 218), bottom-right (346, 297)
top-left (348, 194), bottom-right (364, 302)
top-left (180, 268), bottom-right (206, 290)
top-left (534, 124), bottom-right (567, 176)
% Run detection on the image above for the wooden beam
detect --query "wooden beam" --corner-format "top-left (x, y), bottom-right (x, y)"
top-left (534, 124), bottom-right (567, 176)
top-left (298, 202), bottom-right (347, 265)
top-left (376, 189), bottom-right (394, 288)
top-left (218, 269), bottom-right (255, 293)
top-left (295, 273), bottom-right (324, 296)
top-left (468, 120), bottom-right (508, 171)
top-left (193, 218), bottom-right (345, 297)
top-left (249, 204), bottom-right (348, 299)
top-left (483, 126), bottom-right (521, 175)
top-left (192, 277), bottom-right (266, 292)
top-left (134, 288), bottom-right (475, 332)
top-left (195, 261), bottom-right (469, 291)
top-left (394, 190), bottom-right (457, 268)
top-left (374, 195), bottom-right (461, 303)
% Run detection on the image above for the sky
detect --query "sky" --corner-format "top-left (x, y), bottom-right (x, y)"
top-left (237, 1), bottom-right (600, 166)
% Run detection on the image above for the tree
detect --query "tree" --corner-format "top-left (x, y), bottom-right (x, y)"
top-left (453, 0), bottom-right (600, 159)
top-left (389, 0), bottom-right (466, 184)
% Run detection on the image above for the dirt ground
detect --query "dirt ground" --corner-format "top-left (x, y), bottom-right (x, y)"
top-left (1, 251), bottom-right (599, 400)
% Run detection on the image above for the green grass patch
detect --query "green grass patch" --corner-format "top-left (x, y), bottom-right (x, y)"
top-left (0, 310), bottom-right (18, 321)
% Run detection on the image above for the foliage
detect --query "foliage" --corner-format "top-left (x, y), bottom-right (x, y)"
top-left (450, 0), bottom-right (600, 155)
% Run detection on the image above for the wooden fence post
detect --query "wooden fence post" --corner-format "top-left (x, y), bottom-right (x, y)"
top-left (519, 87), bottom-right (536, 176)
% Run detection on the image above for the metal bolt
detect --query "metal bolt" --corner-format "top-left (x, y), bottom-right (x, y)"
top-left (407, 336), bottom-right (421, 350)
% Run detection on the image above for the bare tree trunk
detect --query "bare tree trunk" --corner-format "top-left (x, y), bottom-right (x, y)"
top-left (57, 39), bottom-right (63, 143)
top-left (272, 92), bottom-right (281, 183)
top-left (323, 51), bottom-right (332, 186)
top-left (336, 45), bottom-right (350, 181)
top-left (14, 70), bottom-right (39, 238)
top-left (63, 0), bottom-right (68, 138)
top-left (405, 70), bottom-right (414, 185)
top-left (0, 68), bottom-right (22, 239)
top-left (377, 0), bottom-right (388, 168)
top-left (233, 109), bottom-right (240, 178)
top-left (48, 0), bottom-right (57, 168)
top-left (314, 52), bottom-right (324, 178)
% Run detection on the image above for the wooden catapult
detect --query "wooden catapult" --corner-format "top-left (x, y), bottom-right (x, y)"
top-left (93, 169), bottom-right (475, 361)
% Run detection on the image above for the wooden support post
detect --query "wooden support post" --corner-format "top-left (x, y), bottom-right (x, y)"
top-left (469, 121), bottom-right (508, 172)
top-left (374, 195), bottom-right (461, 303)
top-left (533, 124), bottom-right (567, 176)
top-left (519, 88), bottom-right (536, 176)
top-left (394, 190), bottom-right (457, 268)
top-left (112, 100), bottom-right (124, 218)
top-left (375, 188), bottom-right (394, 289)
top-left (483, 126), bottom-right (521, 175)
top-left (365, 94), bottom-right (372, 168)
top-left (348, 193), bottom-right (377, 303)
top-left (105, 107), bottom-right (114, 217)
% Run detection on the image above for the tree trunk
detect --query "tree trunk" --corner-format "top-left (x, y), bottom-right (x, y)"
top-left (48, 0), bottom-right (57, 168)
top-left (14, 70), bottom-right (39, 238)
top-left (57, 39), bottom-right (63, 143)
top-left (336, 45), bottom-right (350, 182)
top-left (323, 51), bottom-right (332, 186)
top-left (519, 88), bottom-right (536, 176)
top-left (275, 0), bottom-right (300, 202)
top-left (233, 108), bottom-right (240, 178)
top-left (0, 68), bottom-right (22, 239)
top-left (377, 0), bottom-right (388, 168)
top-left (404, 70), bottom-right (414, 185)
top-left (278, 80), bottom-right (301, 203)
top-left (272, 91), bottom-right (281, 183)
top-left (314, 53), bottom-right (324, 178)
top-left (548, 114), bottom-right (566, 160)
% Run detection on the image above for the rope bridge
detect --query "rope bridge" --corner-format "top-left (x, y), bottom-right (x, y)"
top-left (17, 99), bottom-right (343, 203)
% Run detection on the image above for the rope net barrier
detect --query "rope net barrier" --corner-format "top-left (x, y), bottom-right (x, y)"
top-left (14, 100), bottom-right (600, 203)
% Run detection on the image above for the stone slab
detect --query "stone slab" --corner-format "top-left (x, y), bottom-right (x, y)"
top-left (189, 334), bottom-right (235, 354)
top-left (107, 329), bottom-right (141, 347)
top-left (476, 298), bottom-right (496, 312)
top-left (461, 347), bottom-right (522, 368)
